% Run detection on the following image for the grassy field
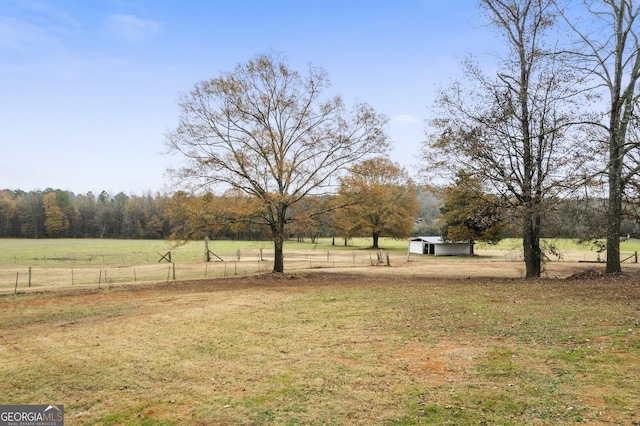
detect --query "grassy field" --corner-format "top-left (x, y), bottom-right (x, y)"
top-left (2, 237), bottom-right (639, 264)
top-left (0, 271), bottom-right (638, 425)
top-left (0, 238), bottom-right (410, 265)
top-left (0, 238), bottom-right (414, 291)
top-left (1, 237), bottom-right (640, 291)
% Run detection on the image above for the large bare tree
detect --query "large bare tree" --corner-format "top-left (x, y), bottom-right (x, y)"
top-left (166, 52), bottom-right (389, 273)
top-left (424, 0), bottom-right (588, 278)
top-left (556, 0), bottom-right (640, 273)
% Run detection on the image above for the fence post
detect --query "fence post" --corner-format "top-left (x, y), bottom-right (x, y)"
top-left (15, 272), bottom-right (19, 294)
top-left (172, 263), bottom-right (176, 280)
top-left (28, 267), bottom-right (32, 287)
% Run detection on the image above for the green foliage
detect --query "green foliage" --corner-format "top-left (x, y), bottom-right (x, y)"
top-left (439, 172), bottom-right (506, 244)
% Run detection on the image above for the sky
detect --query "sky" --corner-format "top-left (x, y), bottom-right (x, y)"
top-left (1, 0), bottom-right (500, 195)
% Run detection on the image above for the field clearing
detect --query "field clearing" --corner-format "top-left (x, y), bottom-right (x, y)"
top-left (1, 238), bottom-right (639, 292)
top-left (0, 270), bottom-right (638, 425)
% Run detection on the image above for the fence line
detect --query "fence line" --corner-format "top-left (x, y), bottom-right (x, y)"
top-left (3, 248), bottom-right (638, 292)
top-left (0, 250), bottom-right (391, 291)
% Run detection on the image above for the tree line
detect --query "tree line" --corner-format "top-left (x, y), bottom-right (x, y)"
top-left (0, 189), bottom-right (170, 239)
top-left (0, 160), bottom-right (419, 244)
top-left (4, 177), bottom-right (631, 247)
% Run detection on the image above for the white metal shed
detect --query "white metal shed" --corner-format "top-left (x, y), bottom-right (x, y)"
top-left (408, 236), bottom-right (473, 256)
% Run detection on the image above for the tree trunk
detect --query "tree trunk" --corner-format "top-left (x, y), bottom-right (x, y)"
top-left (522, 206), bottom-right (541, 278)
top-left (273, 231), bottom-right (284, 273)
top-left (271, 205), bottom-right (287, 273)
top-left (606, 143), bottom-right (623, 274)
top-left (372, 231), bottom-right (379, 249)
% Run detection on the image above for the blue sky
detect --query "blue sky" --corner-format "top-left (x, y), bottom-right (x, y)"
top-left (1, 0), bottom-right (498, 195)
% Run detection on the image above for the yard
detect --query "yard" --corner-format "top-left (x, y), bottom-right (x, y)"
top-left (0, 243), bottom-right (639, 424)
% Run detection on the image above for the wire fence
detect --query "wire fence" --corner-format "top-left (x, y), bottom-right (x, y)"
top-left (2, 247), bottom-right (638, 293)
top-left (0, 249), bottom-right (393, 292)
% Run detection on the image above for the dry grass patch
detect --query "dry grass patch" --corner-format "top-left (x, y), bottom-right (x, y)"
top-left (0, 272), bottom-right (639, 425)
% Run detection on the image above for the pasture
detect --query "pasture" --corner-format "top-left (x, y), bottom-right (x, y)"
top-left (0, 239), bottom-right (639, 425)
top-left (1, 238), bottom-right (640, 291)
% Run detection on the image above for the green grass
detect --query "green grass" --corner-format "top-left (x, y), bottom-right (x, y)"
top-left (0, 238), bottom-right (415, 290)
top-left (1, 273), bottom-right (639, 424)
top-left (5, 236), bottom-right (636, 268)
top-left (477, 237), bottom-right (640, 254)
top-left (0, 237), bottom-right (409, 266)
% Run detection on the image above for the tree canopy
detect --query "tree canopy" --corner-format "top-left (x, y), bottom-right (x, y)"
top-left (335, 157), bottom-right (418, 249)
top-left (424, 0), bottom-right (590, 278)
top-left (556, 0), bottom-right (640, 273)
top-left (439, 171), bottom-right (507, 245)
top-left (166, 52), bottom-right (389, 272)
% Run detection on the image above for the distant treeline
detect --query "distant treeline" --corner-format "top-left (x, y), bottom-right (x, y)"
top-left (0, 187), bottom-right (445, 242)
top-left (0, 189), bottom-right (167, 239)
top-left (0, 189), bottom-right (274, 240)
top-left (1, 188), bottom-right (638, 241)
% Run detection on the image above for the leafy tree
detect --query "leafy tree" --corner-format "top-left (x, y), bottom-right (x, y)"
top-left (43, 192), bottom-right (70, 237)
top-left (0, 190), bottom-right (18, 237)
top-left (168, 190), bottom-right (250, 241)
top-left (424, 0), bottom-right (589, 278)
top-left (336, 157), bottom-right (418, 248)
top-left (439, 172), bottom-right (506, 245)
top-left (287, 195), bottom-right (334, 243)
top-left (556, 0), bottom-right (640, 273)
top-left (166, 52), bottom-right (388, 272)
top-left (17, 191), bottom-right (44, 238)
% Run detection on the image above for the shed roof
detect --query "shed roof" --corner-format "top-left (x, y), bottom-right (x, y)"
top-left (409, 236), bottom-right (445, 244)
top-left (409, 236), bottom-right (471, 244)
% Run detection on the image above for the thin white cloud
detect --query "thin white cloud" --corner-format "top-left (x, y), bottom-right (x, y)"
top-left (104, 14), bottom-right (163, 43)
top-left (391, 114), bottom-right (420, 124)
top-left (20, 1), bottom-right (81, 28)
top-left (0, 17), bottom-right (56, 50)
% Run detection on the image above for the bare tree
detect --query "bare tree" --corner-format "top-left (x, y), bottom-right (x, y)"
top-left (166, 52), bottom-right (389, 273)
top-left (556, 0), bottom-right (640, 273)
top-left (423, 0), bottom-right (589, 278)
